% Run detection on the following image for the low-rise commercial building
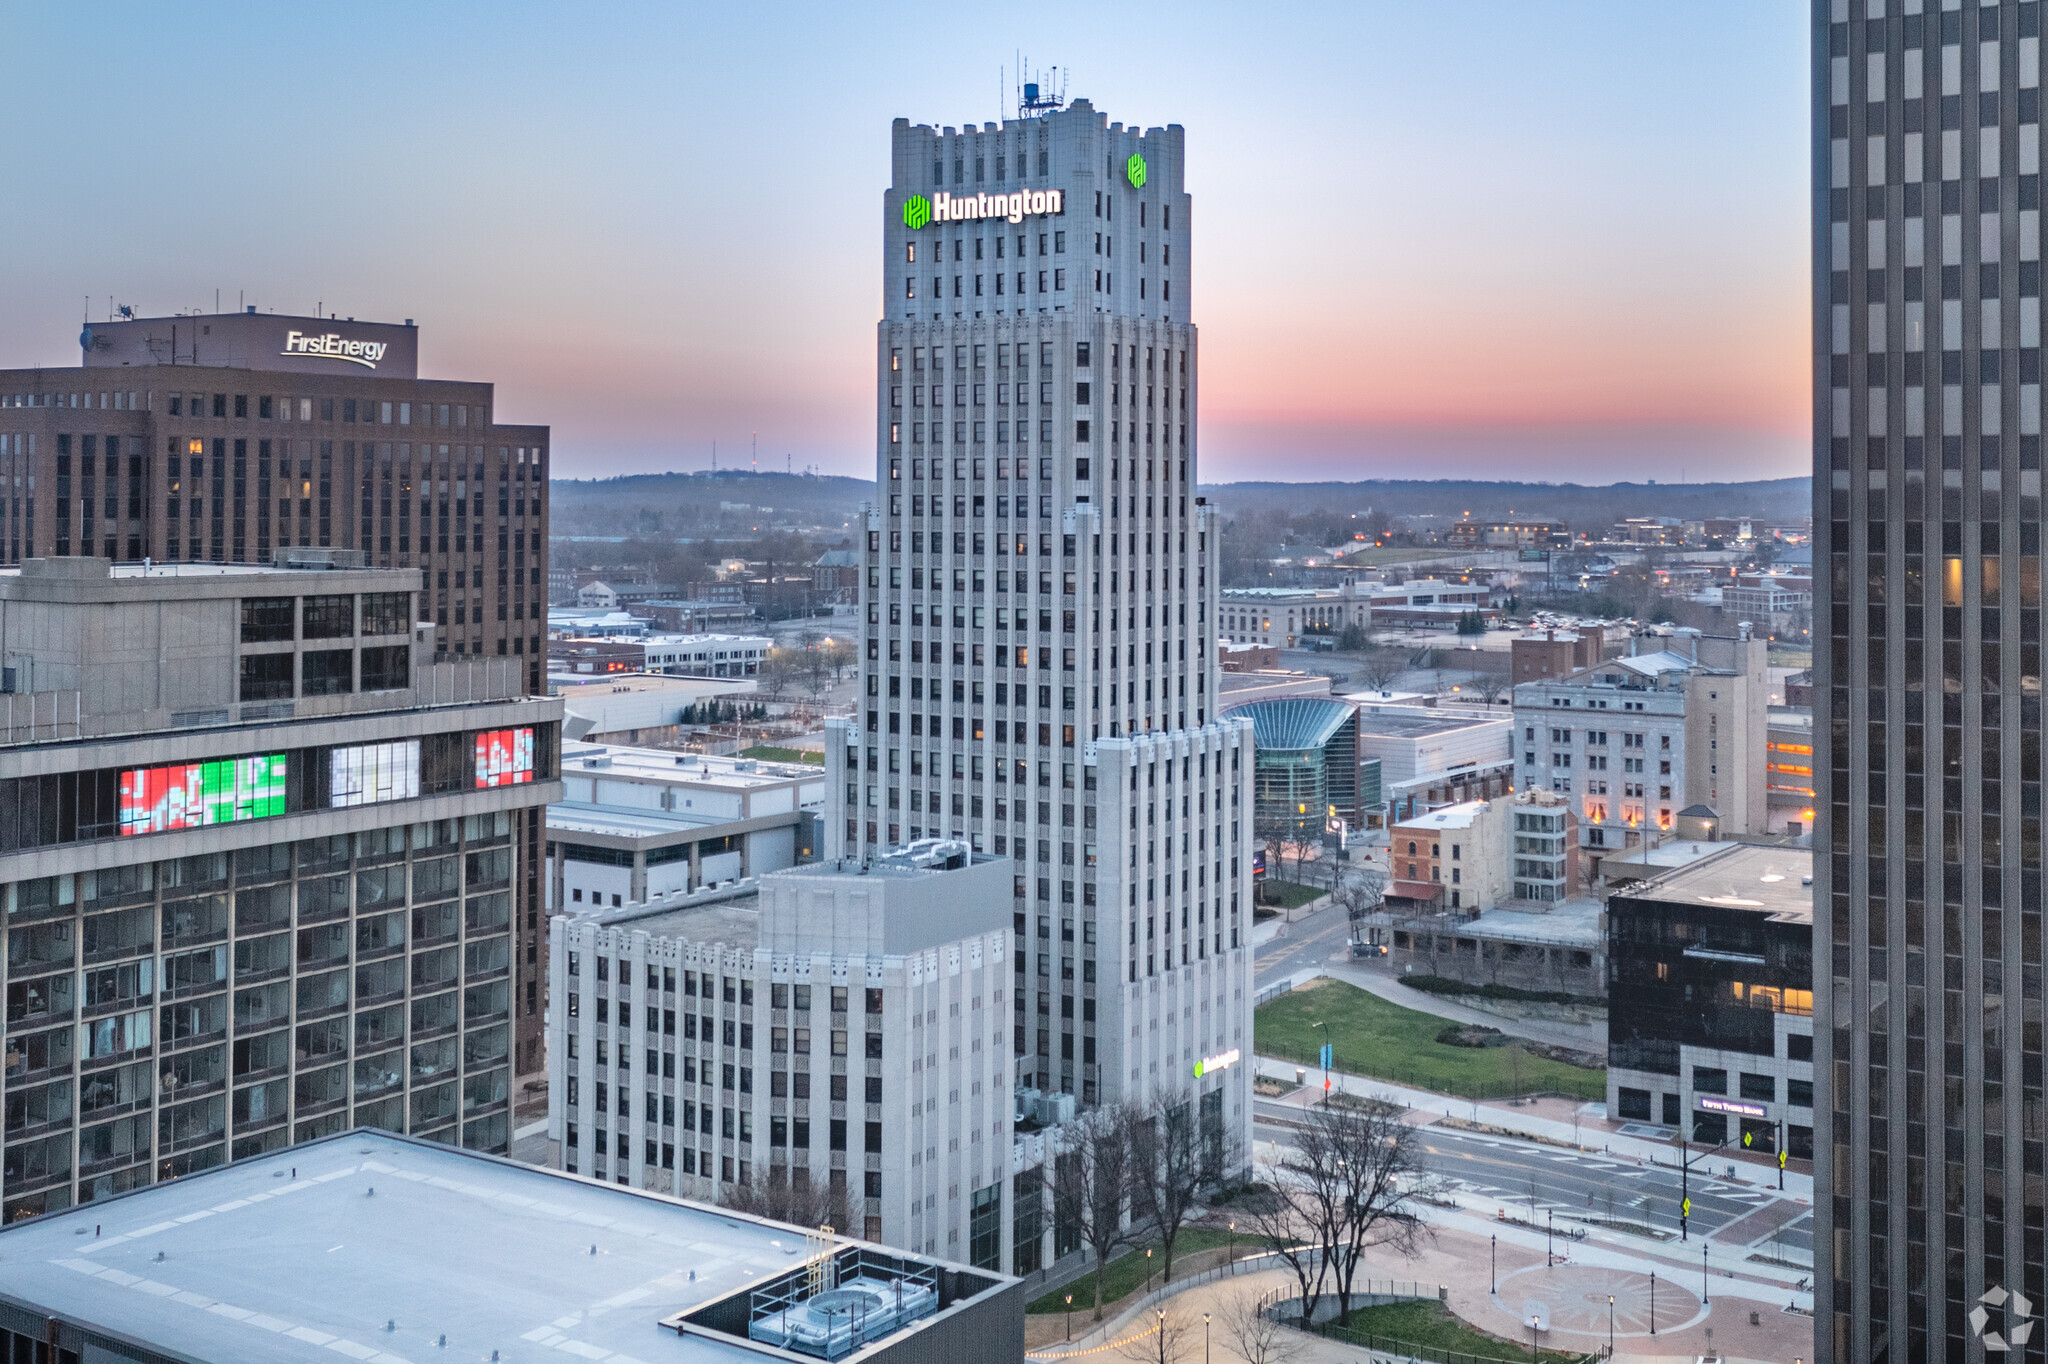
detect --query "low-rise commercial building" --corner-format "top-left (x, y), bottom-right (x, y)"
top-left (1510, 625), bottom-right (1614, 685)
top-left (1606, 844), bottom-right (1813, 1157)
top-left (550, 633), bottom-right (770, 679)
top-left (1514, 628), bottom-right (1768, 878)
top-left (1764, 708), bottom-right (1816, 836)
top-left (548, 848), bottom-right (1022, 1271)
top-left (547, 742), bottom-right (825, 912)
top-left (1217, 583), bottom-right (1371, 648)
top-left (1386, 796), bottom-right (1512, 913)
top-left (0, 557), bottom-right (562, 1222)
top-left (0, 1129), bottom-right (1022, 1364)
top-left (1447, 521), bottom-right (1567, 550)
top-left (1382, 897), bottom-right (1604, 998)
top-left (1352, 705), bottom-right (1513, 820)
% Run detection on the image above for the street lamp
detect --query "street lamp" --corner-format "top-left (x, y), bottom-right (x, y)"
top-left (1649, 1272), bottom-right (1656, 1335)
top-left (1203, 1312), bottom-right (1211, 1364)
top-left (1064, 1294), bottom-right (1072, 1341)
top-left (1607, 1294), bottom-right (1614, 1357)
top-left (1490, 1233), bottom-right (1497, 1293)
top-left (1702, 1240), bottom-right (1710, 1307)
top-left (1145, 1248), bottom-right (1154, 1296)
top-left (1545, 1208), bottom-right (1554, 1267)
top-left (1528, 1313), bottom-right (1539, 1362)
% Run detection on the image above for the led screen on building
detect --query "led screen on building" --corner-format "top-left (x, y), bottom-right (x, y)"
top-left (331, 740), bottom-right (421, 807)
top-left (119, 755), bottom-right (288, 835)
top-left (475, 728), bottom-right (534, 788)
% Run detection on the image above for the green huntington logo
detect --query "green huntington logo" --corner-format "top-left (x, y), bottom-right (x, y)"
top-left (903, 194), bottom-right (932, 230)
top-left (1125, 153), bottom-right (1147, 189)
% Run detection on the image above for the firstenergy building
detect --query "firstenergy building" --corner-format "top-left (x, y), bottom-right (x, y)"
top-left (0, 308), bottom-right (557, 1085)
top-left (826, 96), bottom-right (1253, 1274)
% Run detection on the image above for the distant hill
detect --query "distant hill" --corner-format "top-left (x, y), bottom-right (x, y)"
top-left (542, 470), bottom-right (1812, 541)
top-left (1196, 477), bottom-right (1811, 526)
top-left (547, 470), bottom-right (871, 538)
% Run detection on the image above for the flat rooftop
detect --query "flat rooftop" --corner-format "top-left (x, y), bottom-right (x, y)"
top-left (592, 890), bottom-right (765, 948)
top-left (1457, 897), bottom-right (1604, 947)
top-left (1623, 843), bottom-right (1814, 923)
top-left (1353, 707), bottom-right (1507, 739)
top-left (0, 1130), bottom-right (988, 1364)
top-left (548, 803), bottom-right (749, 840)
top-left (560, 743), bottom-right (814, 789)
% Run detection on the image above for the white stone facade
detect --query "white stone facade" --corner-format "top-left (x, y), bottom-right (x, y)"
top-left (823, 97), bottom-right (1254, 1264)
top-left (547, 855), bottom-right (1014, 1266)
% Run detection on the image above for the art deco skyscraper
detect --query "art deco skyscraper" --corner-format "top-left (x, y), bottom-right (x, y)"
top-left (1814, 2), bottom-right (2048, 1358)
top-left (825, 97), bottom-right (1254, 1265)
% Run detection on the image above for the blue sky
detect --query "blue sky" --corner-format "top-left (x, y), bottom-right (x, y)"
top-left (0, 2), bottom-right (1809, 484)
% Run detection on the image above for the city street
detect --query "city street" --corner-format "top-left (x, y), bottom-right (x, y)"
top-left (1253, 1097), bottom-right (1810, 1260)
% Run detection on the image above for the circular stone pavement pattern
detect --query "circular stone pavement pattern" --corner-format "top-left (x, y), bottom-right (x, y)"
top-left (1484, 1264), bottom-right (1708, 1340)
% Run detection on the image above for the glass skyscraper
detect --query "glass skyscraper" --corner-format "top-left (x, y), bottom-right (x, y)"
top-left (1814, 1), bottom-right (2048, 1358)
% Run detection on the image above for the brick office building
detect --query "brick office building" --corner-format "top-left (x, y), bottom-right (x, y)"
top-left (0, 310), bottom-right (550, 692)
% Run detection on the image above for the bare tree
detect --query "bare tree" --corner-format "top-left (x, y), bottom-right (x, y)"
top-left (1326, 869), bottom-right (1385, 954)
top-left (1232, 1179), bottom-right (1327, 1330)
top-left (1309, 1096), bottom-right (1435, 1325)
top-left (1217, 1284), bottom-right (1306, 1364)
top-left (1474, 673), bottom-right (1508, 707)
top-left (1126, 1094), bottom-right (1235, 1287)
top-left (1352, 647), bottom-right (1403, 693)
top-left (1117, 1305), bottom-right (1196, 1364)
top-left (722, 1167), bottom-right (850, 1232)
top-left (1251, 1098), bottom-right (1435, 1330)
top-left (821, 637), bottom-right (857, 681)
top-left (1049, 1103), bottom-right (1139, 1322)
top-left (756, 647), bottom-right (801, 704)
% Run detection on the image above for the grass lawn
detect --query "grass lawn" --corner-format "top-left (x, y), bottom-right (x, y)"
top-left (1025, 1228), bottom-right (1243, 1315)
top-left (1255, 978), bottom-right (1605, 1101)
top-left (1320, 1300), bottom-right (1586, 1363)
top-left (1258, 880), bottom-right (1324, 910)
top-left (738, 745), bottom-right (823, 764)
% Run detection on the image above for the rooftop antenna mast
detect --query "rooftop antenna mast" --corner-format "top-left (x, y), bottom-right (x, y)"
top-left (1015, 57), bottom-right (1065, 119)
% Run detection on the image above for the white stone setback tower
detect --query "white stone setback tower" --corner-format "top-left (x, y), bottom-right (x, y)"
top-left (826, 98), bottom-right (1254, 1271)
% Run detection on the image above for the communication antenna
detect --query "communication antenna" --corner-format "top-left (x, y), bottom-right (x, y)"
top-left (1016, 57), bottom-right (1065, 118)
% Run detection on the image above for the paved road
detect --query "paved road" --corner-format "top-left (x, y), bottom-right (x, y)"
top-left (1253, 904), bottom-right (1353, 987)
top-left (1253, 1098), bottom-right (1811, 1259)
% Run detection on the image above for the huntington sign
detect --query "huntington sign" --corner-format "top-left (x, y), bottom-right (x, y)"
top-left (905, 188), bottom-right (1065, 228)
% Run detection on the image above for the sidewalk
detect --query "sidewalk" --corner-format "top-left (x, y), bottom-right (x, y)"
top-left (1254, 1056), bottom-right (1814, 1203)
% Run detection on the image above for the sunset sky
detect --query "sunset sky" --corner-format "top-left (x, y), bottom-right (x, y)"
top-left (1, 2), bottom-right (1809, 484)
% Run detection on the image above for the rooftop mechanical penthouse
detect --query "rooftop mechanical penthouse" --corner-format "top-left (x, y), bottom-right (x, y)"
top-left (0, 309), bottom-right (549, 692)
top-left (0, 557), bottom-right (563, 1221)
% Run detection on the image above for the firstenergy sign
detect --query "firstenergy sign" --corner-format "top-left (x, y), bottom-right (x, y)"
top-left (904, 188), bottom-right (1064, 229)
top-left (281, 330), bottom-right (389, 370)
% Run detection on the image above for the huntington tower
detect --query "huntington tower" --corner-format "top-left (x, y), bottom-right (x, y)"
top-left (825, 97), bottom-right (1254, 1271)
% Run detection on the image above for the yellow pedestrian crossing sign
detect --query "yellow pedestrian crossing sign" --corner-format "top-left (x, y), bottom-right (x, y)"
top-left (1742, 1130), bottom-right (1754, 1148)
top-left (1778, 1148), bottom-right (1788, 1168)
top-left (1681, 1196), bottom-right (1692, 1218)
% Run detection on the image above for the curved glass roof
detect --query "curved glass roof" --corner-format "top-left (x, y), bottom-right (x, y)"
top-left (1241, 697), bottom-right (1354, 754)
